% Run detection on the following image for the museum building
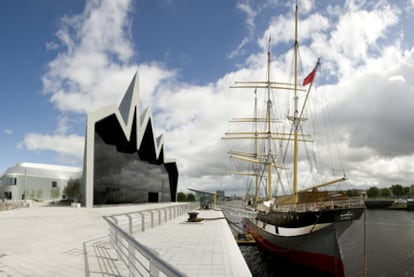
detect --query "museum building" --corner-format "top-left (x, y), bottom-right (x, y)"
top-left (82, 72), bottom-right (178, 207)
top-left (0, 72), bottom-right (178, 207)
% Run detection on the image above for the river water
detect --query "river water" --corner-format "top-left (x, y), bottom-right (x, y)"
top-left (236, 209), bottom-right (414, 276)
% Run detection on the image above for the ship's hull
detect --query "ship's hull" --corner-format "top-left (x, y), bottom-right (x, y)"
top-left (244, 215), bottom-right (358, 277)
top-left (257, 207), bottom-right (365, 228)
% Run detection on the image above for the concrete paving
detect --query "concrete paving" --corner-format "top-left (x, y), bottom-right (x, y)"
top-left (0, 202), bottom-right (179, 277)
top-left (134, 209), bottom-right (252, 277)
top-left (0, 202), bottom-right (251, 277)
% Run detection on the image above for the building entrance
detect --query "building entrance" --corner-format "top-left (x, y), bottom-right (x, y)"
top-left (148, 192), bottom-right (159, 202)
top-left (4, 192), bottom-right (12, 200)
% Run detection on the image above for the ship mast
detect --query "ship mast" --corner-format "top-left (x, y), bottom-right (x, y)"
top-left (253, 89), bottom-right (259, 204)
top-left (223, 2), bottom-right (309, 203)
top-left (224, 1), bottom-right (346, 206)
top-left (266, 35), bottom-right (273, 201)
top-left (223, 36), bottom-right (282, 202)
top-left (293, 1), bottom-right (299, 203)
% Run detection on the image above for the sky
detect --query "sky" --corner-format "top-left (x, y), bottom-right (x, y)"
top-left (2, 0), bottom-right (414, 196)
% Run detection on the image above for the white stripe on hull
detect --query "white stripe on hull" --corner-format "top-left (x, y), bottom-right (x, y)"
top-left (254, 218), bottom-right (352, 238)
top-left (258, 218), bottom-right (332, 236)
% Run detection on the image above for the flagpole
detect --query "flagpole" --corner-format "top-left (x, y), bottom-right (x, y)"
top-left (299, 59), bottom-right (320, 120)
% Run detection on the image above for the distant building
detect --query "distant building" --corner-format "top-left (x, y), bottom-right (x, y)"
top-left (215, 190), bottom-right (225, 204)
top-left (188, 188), bottom-right (225, 208)
top-left (81, 72), bottom-right (178, 207)
top-left (0, 162), bottom-right (82, 201)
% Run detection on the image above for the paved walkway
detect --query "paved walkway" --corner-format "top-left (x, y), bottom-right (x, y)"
top-left (0, 202), bottom-right (179, 277)
top-left (0, 203), bottom-right (251, 277)
top-left (134, 209), bottom-right (252, 277)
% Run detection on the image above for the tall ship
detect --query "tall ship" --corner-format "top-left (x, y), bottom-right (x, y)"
top-left (222, 2), bottom-right (365, 276)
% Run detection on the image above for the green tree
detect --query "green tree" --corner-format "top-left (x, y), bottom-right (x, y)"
top-left (51, 186), bottom-right (61, 199)
top-left (367, 186), bottom-right (380, 198)
top-left (380, 187), bottom-right (390, 198)
top-left (391, 184), bottom-right (404, 197)
top-left (346, 189), bottom-right (360, 197)
top-left (63, 178), bottom-right (81, 201)
top-left (186, 193), bottom-right (196, 202)
top-left (177, 192), bottom-right (186, 202)
top-left (403, 186), bottom-right (410, 196)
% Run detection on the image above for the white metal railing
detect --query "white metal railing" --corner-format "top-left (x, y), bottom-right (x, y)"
top-left (273, 197), bottom-right (365, 212)
top-left (221, 198), bottom-right (364, 215)
top-left (103, 216), bottom-right (188, 277)
top-left (108, 203), bottom-right (198, 234)
top-left (103, 203), bottom-right (197, 276)
top-left (220, 205), bottom-right (257, 219)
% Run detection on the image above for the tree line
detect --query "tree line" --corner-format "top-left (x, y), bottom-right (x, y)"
top-left (177, 192), bottom-right (196, 202)
top-left (346, 184), bottom-right (414, 198)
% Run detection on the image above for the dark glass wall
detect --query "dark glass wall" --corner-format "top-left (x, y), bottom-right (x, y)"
top-left (93, 133), bottom-right (171, 204)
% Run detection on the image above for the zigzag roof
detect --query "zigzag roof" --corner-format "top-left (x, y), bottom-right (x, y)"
top-left (87, 72), bottom-right (165, 161)
top-left (82, 71), bottom-right (178, 207)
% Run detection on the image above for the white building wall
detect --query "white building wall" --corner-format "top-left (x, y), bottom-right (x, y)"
top-left (0, 163), bottom-right (82, 201)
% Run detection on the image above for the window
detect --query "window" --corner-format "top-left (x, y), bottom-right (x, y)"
top-left (8, 178), bottom-right (17, 186)
top-left (52, 181), bottom-right (57, 188)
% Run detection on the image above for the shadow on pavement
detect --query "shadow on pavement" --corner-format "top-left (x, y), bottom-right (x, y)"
top-left (83, 236), bottom-right (127, 277)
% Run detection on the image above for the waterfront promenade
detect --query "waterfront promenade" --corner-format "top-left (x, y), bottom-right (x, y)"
top-left (0, 201), bottom-right (251, 276)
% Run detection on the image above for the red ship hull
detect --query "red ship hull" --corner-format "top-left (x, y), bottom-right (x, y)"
top-left (244, 218), bottom-right (352, 277)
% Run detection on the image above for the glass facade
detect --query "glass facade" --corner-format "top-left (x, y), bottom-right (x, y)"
top-left (93, 132), bottom-right (171, 204)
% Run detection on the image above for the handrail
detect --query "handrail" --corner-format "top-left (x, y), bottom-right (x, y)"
top-left (221, 205), bottom-right (257, 219)
top-left (273, 198), bottom-right (365, 212)
top-left (103, 203), bottom-right (197, 276)
top-left (103, 216), bottom-right (188, 276)
top-left (108, 203), bottom-right (198, 233)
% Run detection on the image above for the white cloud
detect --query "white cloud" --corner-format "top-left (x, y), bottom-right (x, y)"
top-left (330, 3), bottom-right (399, 61)
top-left (228, 1), bottom-right (258, 58)
top-left (22, 133), bottom-right (84, 159)
top-left (262, 11), bottom-right (330, 50)
top-left (388, 75), bottom-right (405, 83)
top-left (21, 0), bottom-right (180, 169)
top-left (43, 0), bottom-right (138, 114)
top-left (3, 129), bottom-right (12, 135)
top-left (25, 0), bottom-right (414, 195)
top-left (45, 41), bottom-right (59, 51)
top-left (237, 2), bottom-right (256, 33)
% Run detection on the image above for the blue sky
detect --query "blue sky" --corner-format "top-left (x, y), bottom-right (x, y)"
top-left (2, 0), bottom-right (414, 195)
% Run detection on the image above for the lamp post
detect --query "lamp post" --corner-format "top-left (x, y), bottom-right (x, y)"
top-left (24, 169), bottom-right (27, 201)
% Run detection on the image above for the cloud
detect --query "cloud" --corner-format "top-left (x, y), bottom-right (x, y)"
top-left (237, 1), bottom-right (256, 33)
top-left (21, 133), bottom-right (84, 159)
top-left (42, 0), bottom-right (138, 114)
top-left (24, 0), bottom-right (414, 195)
top-left (228, 1), bottom-right (257, 58)
top-left (329, 45), bottom-right (414, 158)
top-left (31, 0), bottom-right (177, 164)
top-left (3, 129), bottom-right (12, 135)
top-left (330, 2), bottom-right (399, 62)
